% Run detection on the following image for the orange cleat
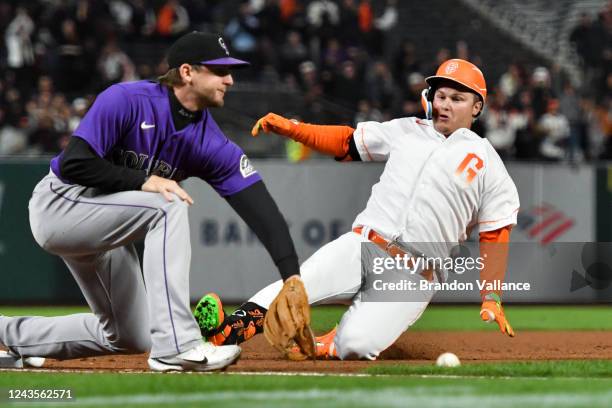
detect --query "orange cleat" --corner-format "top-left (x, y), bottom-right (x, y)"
top-left (291, 326), bottom-right (339, 359)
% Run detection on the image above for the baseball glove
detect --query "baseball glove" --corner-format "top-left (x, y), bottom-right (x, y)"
top-left (263, 275), bottom-right (316, 361)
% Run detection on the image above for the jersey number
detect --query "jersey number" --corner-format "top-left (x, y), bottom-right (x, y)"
top-left (455, 153), bottom-right (483, 183)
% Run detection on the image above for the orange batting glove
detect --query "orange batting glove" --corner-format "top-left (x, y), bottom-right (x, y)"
top-left (251, 112), bottom-right (354, 158)
top-left (480, 293), bottom-right (515, 337)
top-left (251, 113), bottom-right (297, 137)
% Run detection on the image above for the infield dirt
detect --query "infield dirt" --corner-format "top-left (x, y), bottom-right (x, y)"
top-left (34, 331), bottom-right (612, 373)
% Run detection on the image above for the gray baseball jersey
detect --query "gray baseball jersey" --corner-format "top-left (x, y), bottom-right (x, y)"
top-left (1, 81), bottom-right (260, 359)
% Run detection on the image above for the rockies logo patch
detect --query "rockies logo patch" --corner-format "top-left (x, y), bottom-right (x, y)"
top-left (240, 155), bottom-right (256, 178)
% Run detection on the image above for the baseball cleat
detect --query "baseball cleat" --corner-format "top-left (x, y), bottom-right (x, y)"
top-left (0, 350), bottom-right (45, 368)
top-left (147, 341), bottom-right (241, 372)
top-left (291, 326), bottom-right (338, 359)
top-left (194, 293), bottom-right (225, 337)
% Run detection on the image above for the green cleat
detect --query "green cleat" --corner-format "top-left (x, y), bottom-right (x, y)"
top-left (194, 293), bottom-right (225, 337)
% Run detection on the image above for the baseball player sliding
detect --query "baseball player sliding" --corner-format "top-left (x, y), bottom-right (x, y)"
top-left (196, 59), bottom-right (519, 360)
top-left (0, 31), bottom-right (314, 371)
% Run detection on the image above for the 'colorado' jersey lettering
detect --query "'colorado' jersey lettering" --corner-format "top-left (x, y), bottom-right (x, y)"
top-left (50, 81), bottom-right (260, 196)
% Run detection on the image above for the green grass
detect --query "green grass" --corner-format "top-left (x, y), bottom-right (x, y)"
top-left (4, 305), bottom-right (612, 332)
top-left (3, 306), bottom-right (612, 407)
top-left (1, 366), bottom-right (612, 408)
top-left (410, 305), bottom-right (612, 331)
top-left (1, 306), bottom-right (88, 317)
top-left (367, 360), bottom-right (612, 377)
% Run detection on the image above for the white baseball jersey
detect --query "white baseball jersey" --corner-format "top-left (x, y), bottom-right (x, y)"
top-left (352, 117), bottom-right (519, 251)
top-left (249, 117), bottom-right (520, 360)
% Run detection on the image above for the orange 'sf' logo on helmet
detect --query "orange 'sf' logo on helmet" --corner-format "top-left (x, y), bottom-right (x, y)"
top-left (426, 59), bottom-right (487, 103)
top-left (455, 153), bottom-right (484, 184)
top-left (445, 61), bottom-right (459, 74)
top-left (422, 59), bottom-right (487, 119)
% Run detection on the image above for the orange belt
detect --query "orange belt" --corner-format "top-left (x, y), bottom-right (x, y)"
top-left (352, 226), bottom-right (406, 258)
top-left (353, 226), bottom-right (434, 281)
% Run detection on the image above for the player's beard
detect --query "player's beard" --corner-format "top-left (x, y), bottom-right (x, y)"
top-left (197, 92), bottom-right (223, 108)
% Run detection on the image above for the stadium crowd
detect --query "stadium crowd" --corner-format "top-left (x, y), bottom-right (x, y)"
top-left (0, 0), bottom-right (610, 162)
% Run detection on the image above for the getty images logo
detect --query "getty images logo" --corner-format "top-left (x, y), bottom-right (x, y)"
top-left (571, 243), bottom-right (612, 292)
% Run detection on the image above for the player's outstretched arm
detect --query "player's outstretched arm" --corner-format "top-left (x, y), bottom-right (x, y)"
top-left (251, 112), bottom-right (357, 160)
top-left (225, 180), bottom-right (315, 359)
top-left (478, 225), bottom-right (515, 337)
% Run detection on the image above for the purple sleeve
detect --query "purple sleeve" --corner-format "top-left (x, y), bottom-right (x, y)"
top-left (202, 139), bottom-right (262, 196)
top-left (73, 85), bottom-right (132, 157)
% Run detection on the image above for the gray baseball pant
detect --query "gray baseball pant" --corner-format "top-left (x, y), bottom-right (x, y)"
top-left (0, 171), bottom-right (202, 359)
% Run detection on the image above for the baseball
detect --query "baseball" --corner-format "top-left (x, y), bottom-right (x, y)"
top-left (436, 352), bottom-right (461, 367)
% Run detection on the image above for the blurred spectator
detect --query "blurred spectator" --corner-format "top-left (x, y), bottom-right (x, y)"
top-left (28, 115), bottom-right (61, 154)
top-left (321, 37), bottom-right (347, 72)
top-left (55, 18), bottom-right (92, 94)
top-left (307, 0), bottom-right (340, 28)
top-left (109, 0), bottom-right (133, 34)
top-left (0, 0), bottom-right (609, 163)
top-left (498, 63), bottom-right (524, 100)
top-left (5, 6), bottom-right (35, 94)
top-left (396, 72), bottom-right (425, 118)
top-left (354, 99), bottom-right (383, 123)
top-left (559, 82), bottom-right (587, 161)
top-left (156, 0), bottom-right (190, 38)
top-left (279, 0), bottom-right (298, 23)
top-left (67, 97), bottom-right (89, 133)
top-left (357, 0), bottom-right (372, 33)
top-left (595, 97), bottom-right (612, 159)
top-left (297, 61), bottom-right (324, 120)
top-left (0, 109), bottom-right (28, 155)
top-left (130, 0), bottom-right (157, 38)
top-left (49, 93), bottom-right (71, 133)
top-left (393, 40), bottom-right (421, 84)
top-left (307, 0), bottom-right (340, 60)
top-left (570, 13), bottom-right (597, 66)
top-left (97, 39), bottom-right (137, 88)
top-left (259, 63), bottom-right (282, 85)
top-left (569, 8), bottom-right (612, 100)
top-left (375, 0), bottom-right (398, 32)
top-left (26, 77), bottom-right (55, 128)
top-left (257, 0), bottom-right (284, 44)
top-left (225, 2), bottom-right (259, 58)
top-left (338, 0), bottom-right (360, 47)
top-left (538, 99), bottom-right (570, 160)
top-left (456, 40), bottom-right (469, 61)
top-left (482, 92), bottom-right (526, 159)
top-left (280, 30), bottom-right (308, 77)
top-left (531, 66), bottom-right (555, 120)
top-left (4, 87), bottom-right (26, 127)
top-left (372, 0), bottom-right (397, 57)
top-left (366, 61), bottom-right (398, 111)
top-left (331, 60), bottom-right (363, 110)
top-left (513, 89), bottom-right (538, 159)
top-left (357, 0), bottom-right (374, 53)
top-left (426, 47), bottom-right (451, 75)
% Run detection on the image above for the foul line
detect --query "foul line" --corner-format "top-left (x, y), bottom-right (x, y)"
top-left (2, 368), bottom-right (612, 381)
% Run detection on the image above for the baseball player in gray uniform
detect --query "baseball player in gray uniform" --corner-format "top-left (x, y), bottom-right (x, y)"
top-left (0, 32), bottom-right (303, 372)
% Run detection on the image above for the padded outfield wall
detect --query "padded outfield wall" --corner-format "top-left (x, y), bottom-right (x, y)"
top-left (1, 159), bottom-right (610, 303)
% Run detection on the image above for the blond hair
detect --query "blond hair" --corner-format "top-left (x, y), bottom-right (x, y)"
top-left (157, 65), bottom-right (203, 87)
